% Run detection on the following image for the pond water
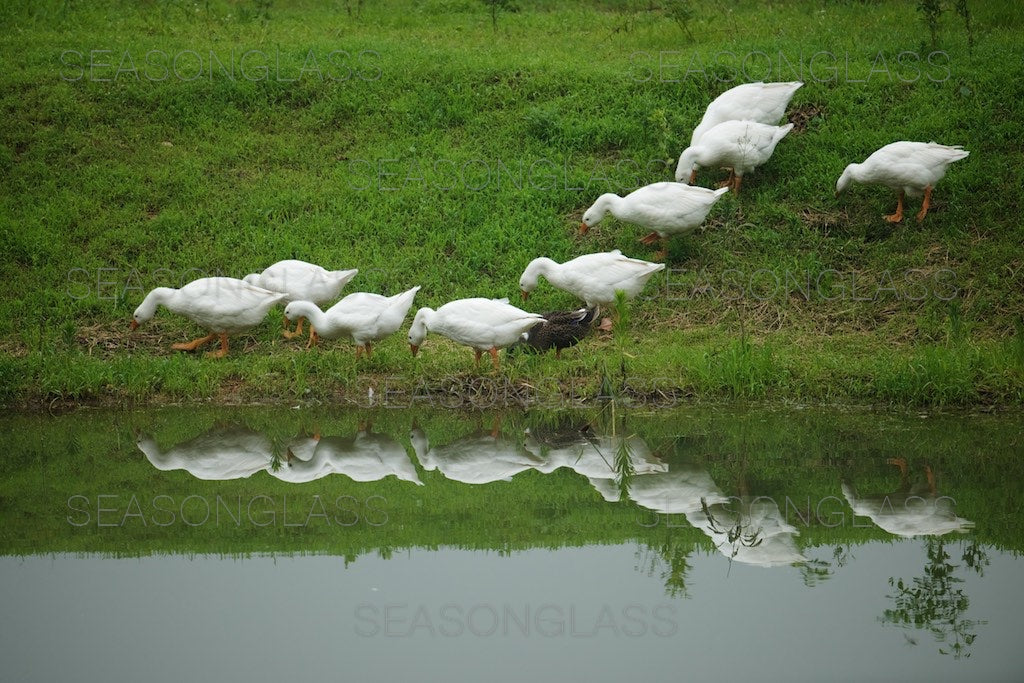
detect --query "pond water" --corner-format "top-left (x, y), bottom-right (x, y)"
top-left (1, 405), bottom-right (1021, 681)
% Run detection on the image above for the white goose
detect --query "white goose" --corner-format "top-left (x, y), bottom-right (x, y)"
top-left (519, 250), bottom-right (665, 309)
top-left (131, 277), bottom-right (287, 358)
top-left (408, 297), bottom-right (545, 370)
top-left (675, 120), bottom-right (794, 193)
top-left (835, 141), bottom-right (969, 223)
top-left (690, 81), bottom-right (803, 146)
top-left (283, 285), bottom-right (421, 357)
top-left (243, 259), bottom-right (358, 341)
top-left (580, 182), bottom-right (730, 260)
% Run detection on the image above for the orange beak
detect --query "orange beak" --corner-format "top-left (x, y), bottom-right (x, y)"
top-left (520, 290), bottom-right (529, 302)
top-left (130, 320), bottom-right (139, 331)
top-left (579, 222), bottom-right (589, 235)
top-left (409, 344), bottom-right (419, 356)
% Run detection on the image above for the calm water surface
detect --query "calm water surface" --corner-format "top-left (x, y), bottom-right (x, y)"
top-left (1, 405), bottom-right (1021, 682)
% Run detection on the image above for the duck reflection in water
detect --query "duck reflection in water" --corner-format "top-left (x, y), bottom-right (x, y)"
top-left (136, 425), bottom-right (274, 481)
top-left (842, 457), bottom-right (974, 537)
top-left (686, 494), bottom-right (806, 568)
top-left (138, 421), bottom-right (422, 485)
top-left (411, 419), bottom-right (543, 485)
top-left (306, 422), bottom-right (423, 486)
top-left (604, 452), bottom-right (805, 568)
top-left (523, 422), bottom-right (667, 497)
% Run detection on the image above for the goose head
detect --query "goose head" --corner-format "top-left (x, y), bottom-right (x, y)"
top-left (580, 194), bottom-right (616, 234)
top-left (131, 287), bottom-right (173, 331)
top-left (519, 257), bottom-right (555, 301)
top-left (674, 147), bottom-right (700, 184)
top-left (835, 164), bottom-right (857, 197)
top-left (408, 307), bottom-right (432, 355)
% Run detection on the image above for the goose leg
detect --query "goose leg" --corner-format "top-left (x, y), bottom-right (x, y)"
top-left (688, 170), bottom-right (697, 184)
top-left (474, 349), bottom-right (482, 368)
top-left (172, 333), bottom-right (217, 352)
top-left (306, 329), bottom-right (319, 349)
top-left (639, 231), bottom-right (661, 245)
top-left (731, 174), bottom-right (743, 195)
top-left (915, 186), bottom-right (932, 223)
top-left (489, 347), bottom-right (500, 370)
top-left (886, 457), bottom-right (908, 476)
top-left (884, 191), bottom-right (905, 223)
top-left (204, 333), bottom-right (230, 358)
top-left (717, 169), bottom-right (735, 189)
top-left (654, 236), bottom-right (668, 262)
top-left (925, 465), bottom-right (936, 496)
top-left (283, 317), bottom-right (305, 339)
top-left (365, 342), bottom-right (373, 358)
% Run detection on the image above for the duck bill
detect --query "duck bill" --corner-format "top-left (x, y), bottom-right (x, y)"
top-left (409, 344), bottom-right (419, 357)
top-left (579, 222), bottom-right (589, 235)
top-left (130, 320), bottom-right (139, 331)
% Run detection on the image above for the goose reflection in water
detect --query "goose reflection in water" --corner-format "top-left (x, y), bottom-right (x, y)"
top-left (137, 422), bottom-right (422, 485)
top-left (686, 495), bottom-right (806, 568)
top-left (136, 425), bottom-right (274, 481)
top-left (523, 424), bottom-right (668, 491)
top-left (308, 424), bottom-right (423, 485)
top-left (410, 422), bottom-right (543, 484)
top-left (842, 457), bottom-right (974, 537)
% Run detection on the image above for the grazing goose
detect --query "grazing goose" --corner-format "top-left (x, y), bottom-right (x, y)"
top-left (243, 259), bottom-right (357, 342)
top-left (835, 141), bottom-right (969, 223)
top-left (408, 297), bottom-right (545, 370)
top-left (283, 285), bottom-right (421, 357)
top-left (131, 277), bottom-right (287, 358)
top-left (690, 81), bottom-right (803, 146)
top-left (519, 250), bottom-right (665, 309)
top-left (675, 120), bottom-right (794, 194)
top-left (580, 182), bottom-right (730, 260)
top-left (507, 308), bottom-right (600, 358)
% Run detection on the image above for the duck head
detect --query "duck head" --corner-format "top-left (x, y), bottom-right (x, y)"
top-left (674, 147), bottom-right (700, 184)
top-left (407, 307), bottom-right (432, 355)
top-left (835, 164), bottom-right (857, 197)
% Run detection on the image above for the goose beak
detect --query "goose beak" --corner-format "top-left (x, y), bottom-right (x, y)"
top-left (409, 344), bottom-right (419, 357)
top-left (130, 320), bottom-right (139, 331)
top-left (520, 290), bottom-right (529, 302)
top-left (579, 222), bottom-right (589, 235)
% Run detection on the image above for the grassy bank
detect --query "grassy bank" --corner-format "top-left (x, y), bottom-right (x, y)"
top-left (1, 0), bottom-right (1022, 407)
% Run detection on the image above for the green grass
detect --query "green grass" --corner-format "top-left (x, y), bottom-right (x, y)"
top-left (1, 0), bottom-right (1022, 407)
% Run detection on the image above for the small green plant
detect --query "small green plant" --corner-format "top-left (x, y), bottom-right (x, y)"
top-left (664, 0), bottom-right (696, 42)
top-left (954, 0), bottom-right (974, 52)
top-left (918, 0), bottom-right (943, 49)
top-left (612, 290), bottom-right (630, 337)
top-left (946, 299), bottom-right (964, 345)
top-left (481, 0), bottom-right (515, 31)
